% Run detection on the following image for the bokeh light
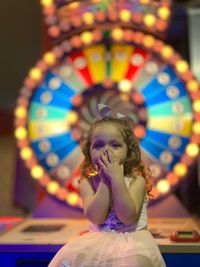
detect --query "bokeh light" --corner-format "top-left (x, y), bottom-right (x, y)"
top-left (174, 163), bottom-right (187, 177)
top-left (20, 147), bottom-right (33, 160)
top-left (193, 122), bottom-right (200, 134)
top-left (157, 7), bottom-right (171, 20)
top-left (161, 45), bottom-right (174, 59)
top-left (119, 9), bottom-right (131, 22)
top-left (143, 14), bottom-right (156, 27)
top-left (31, 165), bottom-right (44, 179)
top-left (193, 100), bottom-right (200, 112)
top-left (111, 28), bottom-right (123, 41)
top-left (175, 60), bottom-right (189, 73)
top-left (15, 127), bottom-right (27, 140)
top-left (66, 111), bottom-right (79, 125)
top-left (40, 0), bottom-right (53, 7)
top-left (29, 68), bottom-right (42, 81)
top-left (83, 12), bottom-right (95, 25)
top-left (43, 52), bottom-right (56, 65)
top-left (80, 31), bottom-right (93, 45)
top-left (15, 106), bottom-right (27, 119)
top-left (118, 79), bottom-right (132, 93)
top-left (187, 79), bottom-right (199, 92)
top-left (47, 181), bottom-right (59, 194)
top-left (157, 179), bottom-right (170, 194)
top-left (66, 192), bottom-right (79, 206)
top-left (186, 143), bottom-right (199, 157)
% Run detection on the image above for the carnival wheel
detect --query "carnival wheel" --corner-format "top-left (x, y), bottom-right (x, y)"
top-left (14, 1), bottom-right (200, 208)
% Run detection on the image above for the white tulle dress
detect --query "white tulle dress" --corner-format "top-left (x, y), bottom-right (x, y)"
top-left (48, 177), bottom-right (166, 267)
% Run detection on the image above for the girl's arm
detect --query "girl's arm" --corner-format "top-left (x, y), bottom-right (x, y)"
top-left (79, 177), bottom-right (111, 225)
top-left (97, 150), bottom-right (146, 225)
top-left (111, 175), bottom-right (146, 225)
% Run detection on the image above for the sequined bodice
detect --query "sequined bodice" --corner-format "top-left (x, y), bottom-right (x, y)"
top-left (98, 208), bottom-right (129, 232)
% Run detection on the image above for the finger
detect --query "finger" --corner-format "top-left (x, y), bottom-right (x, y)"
top-left (94, 164), bottom-right (100, 172)
top-left (100, 153), bottom-right (109, 166)
top-left (98, 158), bottom-right (107, 172)
top-left (106, 149), bottom-right (111, 163)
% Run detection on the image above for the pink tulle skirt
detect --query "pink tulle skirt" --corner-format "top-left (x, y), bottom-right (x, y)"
top-left (48, 229), bottom-right (166, 267)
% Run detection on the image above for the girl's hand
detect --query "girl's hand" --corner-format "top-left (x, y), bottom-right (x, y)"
top-left (94, 161), bottom-right (110, 186)
top-left (97, 149), bottom-right (124, 183)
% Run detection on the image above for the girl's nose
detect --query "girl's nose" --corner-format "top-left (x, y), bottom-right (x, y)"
top-left (102, 147), bottom-right (108, 154)
top-left (103, 148), bottom-right (107, 153)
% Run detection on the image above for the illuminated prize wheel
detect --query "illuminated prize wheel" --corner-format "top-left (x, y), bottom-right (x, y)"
top-left (14, 1), bottom-right (200, 208)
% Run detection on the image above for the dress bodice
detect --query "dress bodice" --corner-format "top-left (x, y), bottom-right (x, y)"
top-left (89, 176), bottom-right (148, 233)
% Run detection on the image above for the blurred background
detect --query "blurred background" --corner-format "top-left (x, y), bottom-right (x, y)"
top-left (0, 0), bottom-right (200, 220)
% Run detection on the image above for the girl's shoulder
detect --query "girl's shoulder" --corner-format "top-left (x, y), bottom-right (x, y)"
top-left (127, 171), bottom-right (153, 200)
top-left (125, 171), bottom-right (143, 183)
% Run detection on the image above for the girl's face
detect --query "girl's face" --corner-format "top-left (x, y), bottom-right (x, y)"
top-left (89, 123), bottom-right (128, 167)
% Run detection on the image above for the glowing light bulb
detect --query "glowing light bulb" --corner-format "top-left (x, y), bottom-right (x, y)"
top-left (157, 179), bottom-right (170, 194)
top-left (15, 106), bottom-right (27, 119)
top-left (83, 12), bottom-right (95, 25)
top-left (71, 94), bottom-right (83, 106)
top-left (161, 45), bottom-right (174, 59)
top-left (143, 35), bottom-right (155, 48)
top-left (70, 35), bottom-right (82, 48)
top-left (66, 111), bottom-right (79, 125)
top-left (43, 52), bottom-right (56, 65)
top-left (47, 181), bottom-right (59, 194)
top-left (193, 100), bottom-right (200, 112)
top-left (111, 28), bottom-right (123, 41)
top-left (134, 125), bottom-right (146, 139)
top-left (143, 14), bottom-right (156, 27)
top-left (174, 163), bottom-right (187, 177)
top-left (119, 10), bottom-right (131, 22)
top-left (118, 79), bottom-right (132, 92)
top-left (57, 188), bottom-right (67, 200)
top-left (15, 127), bottom-right (27, 140)
top-left (68, 2), bottom-right (80, 9)
top-left (175, 60), bottom-right (189, 73)
top-left (186, 143), bottom-right (199, 157)
top-left (193, 122), bottom-right (200, 134)
top-left (67, 192), bottom-right (79, 206)
top-left (40, 0), bottom-right (53, 7)
top-left (140, 0), bottom-right (150, 4)
top-left (29, 68), bottom-right (42, 81)
top-left (131, 92), bottom-right (144, 105)
top-left (167, 173), bottom-right (179, 185)
top-left (20, 147), bottom-right (33, 160)
top-left (80, 31), bottom-right (93, 44)
top-left (40, 176), bottom-right (50, 186)
top-left (31, 165), bottom-right (44, 179)
top-left (157, 7), bottom-right (171, 20)
top-left (48, 26), bottom-right (61, 38)
top-left (187, 79), bottom-right (199, 92)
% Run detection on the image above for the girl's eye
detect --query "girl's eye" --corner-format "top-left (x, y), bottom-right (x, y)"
top-left (112, 143), bottom-right (121, 148)
top-left (93, 143), bottom-right (104, 149)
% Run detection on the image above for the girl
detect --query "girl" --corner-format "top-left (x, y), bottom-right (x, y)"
top-left (49, 105), bottom-right (166, 267)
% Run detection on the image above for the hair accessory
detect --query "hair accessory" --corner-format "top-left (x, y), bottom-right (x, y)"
top-left (97, 103), bottom-right (126, 119)
top-left (97, 103), bottom-right (112, 118)
top-left (116, 113), bottom-right (126, 119)
top-left (85, 165), bottom-right (98, 178)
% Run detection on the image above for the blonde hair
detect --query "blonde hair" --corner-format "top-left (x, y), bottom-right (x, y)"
top-left (80, 117), bottom-right (153, 198)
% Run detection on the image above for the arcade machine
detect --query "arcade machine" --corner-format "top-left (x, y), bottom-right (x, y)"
top-left (0, 0), bottom-right (200, 266)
